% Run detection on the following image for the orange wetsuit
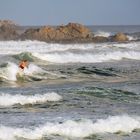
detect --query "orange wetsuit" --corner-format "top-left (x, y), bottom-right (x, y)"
top-left (19, 61), bottom-right (27, 70)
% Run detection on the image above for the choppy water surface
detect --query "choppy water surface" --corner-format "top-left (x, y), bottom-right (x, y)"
top-left (0, 26), bottom-right (140, 140)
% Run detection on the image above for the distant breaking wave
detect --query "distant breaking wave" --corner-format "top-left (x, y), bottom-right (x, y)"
top-left (94, 31), bottom-right (138, 41)
top-left (94, 31), bottom-right (112, 37)
top-left (0, 40), bottom-right (140, 54)
top-left (0, 115), bottom-right (139, 139)
top-left (0, 40), bottom-right (140, 64)
top-left (33, 51), bottom-right (140, 63)
top-left (0, 92), bottom-right (62, 106)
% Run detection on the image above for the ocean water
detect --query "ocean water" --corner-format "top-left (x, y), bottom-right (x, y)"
top-left (0, 26), bottom-right (140, 140)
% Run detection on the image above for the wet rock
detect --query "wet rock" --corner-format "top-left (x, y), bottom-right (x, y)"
top-left (0, 20), bottom-right (18, 40)
top-left (0, 20), bottom-right (17, 27)
top-left (111, 32), bottom-right (128, 42)
top-left (20, 23), bottom-right (94, 42)
top-left (92, 36), bottom-right (109, 42)
top-left (0, 20), bottom-right (132, 43)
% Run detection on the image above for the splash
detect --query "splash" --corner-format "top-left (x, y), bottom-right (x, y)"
top-left (24, 63), bottom-right (45, 75)
top-left (0, 62), bottom-right (46, 82)
top-left (127, 35), bottom-right (138, 41)
top-left (0, 62), bottom-right (19, 81)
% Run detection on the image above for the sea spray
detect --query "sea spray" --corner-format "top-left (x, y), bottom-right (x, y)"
top-left (24, 63), bottom-right (45, 75)
top-left (0, 62), bottom-right (47, 82)
top-left (2, 62), bottom-right (19, 81)
top-left (94, 31), bottom-right (112, 37)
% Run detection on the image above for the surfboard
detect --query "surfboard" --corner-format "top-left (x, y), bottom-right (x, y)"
top-left (16, 69), bottom-right (25, 81)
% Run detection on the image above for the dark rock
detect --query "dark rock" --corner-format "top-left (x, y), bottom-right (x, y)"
top-left (92, 36), bottom-right (109, 42)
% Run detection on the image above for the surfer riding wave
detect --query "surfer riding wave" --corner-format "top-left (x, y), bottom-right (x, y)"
top-left (19, 60), bottom-right (28, 71)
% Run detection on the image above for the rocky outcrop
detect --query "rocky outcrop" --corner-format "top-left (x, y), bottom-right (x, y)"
top-left (0, 20), bottom-right (17, 27)
top-left (0, 20), bottom-right (18, 40)
top-left (0, 20), bottom-right (131, 43)
top-left (20, 23), bottom-right (93, 42)
top-left (111, 32), bottom-right (128, 42)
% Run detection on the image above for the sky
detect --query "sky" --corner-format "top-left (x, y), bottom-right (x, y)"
top-left (0, 0), bottom-right (140, 26)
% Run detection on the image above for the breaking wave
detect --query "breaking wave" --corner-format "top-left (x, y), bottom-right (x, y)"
top-left (0, 115), bottom-right (139, 139)
top-left (33, 51), bottom-right (140, 63)
top-left (94, 31), bottom-right (112, 37)
top-left (0, 40), bottom-right (140, 54)
top-left (0, 62), bottom-right (46, 81)
top-left (127, 35), bottom-right (138, 41)
top-left (0, 92), bottom-right (62, 106)
top-left (0, 41), bottom-right (140, 64)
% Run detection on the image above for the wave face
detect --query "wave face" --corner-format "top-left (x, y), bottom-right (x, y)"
top-left (0, 115), bottom-right (139, 139)
top-left (0, 92), bottom-right (62, 106)
top-left (0, 41), bottom-right (140, 64)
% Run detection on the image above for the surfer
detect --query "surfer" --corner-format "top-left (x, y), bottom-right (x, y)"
top-left (19, 60), bottom-right (28, 71)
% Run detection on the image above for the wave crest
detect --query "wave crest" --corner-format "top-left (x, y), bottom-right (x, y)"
top-left (94, 31), bottom-right (112, 37)
top-left (33, 51), bottom-right (140, 63)
top-left (0, 115), bottom-right (139, 139)
top-left (0, 92), bottom-right (62, 106)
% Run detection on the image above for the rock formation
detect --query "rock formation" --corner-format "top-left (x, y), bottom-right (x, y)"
top-left (111, 32), bottom-right (128, 42)
top-left (92, 36), bottom-right (109, 42)
top-left (0, 20), bottom-right (131, 43)
top-left (0, 20), bottom-right (18, 40)
top-left (20, 23), bottom-right (93, 42)
top-left (0, 20), bottom-right (17, 27)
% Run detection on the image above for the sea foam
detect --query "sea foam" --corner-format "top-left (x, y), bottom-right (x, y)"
top-left (0, 41), bottom-right (140, 64)
top-left (0, 115), bottom-right (139, 140)
top-left (0, 62), bottom-right (45, 81)
top-left (33, 51), bottom-right (140, 63)
top-left (94, 31), bottom-right (112, 37)
top-left (0, 40), bottom-right (140, 55)
top-left (0, 92), bottom-right (62, 106)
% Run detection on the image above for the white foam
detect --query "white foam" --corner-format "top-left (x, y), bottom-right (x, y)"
top-left (0, 115), bottom-right (139, 139)
top-left (0, 40), bottom-right (96, 55)
top-left (112, 42), bottom-right (140, 49)
top-left (0, 62), bottom-right (19, 81)
top-left (94, 31), bottom-right (112, 37)
top-left (0, 40), bottom-right (139, 55)
top-left (24, 64), bottom-right (45, 75)
top-left (0, 40), bottom-right (140, 64)
top-left (127, 35), bottom-right (138, 41)
top-left (0, 92), bottom-right (62, 106)
top-left (0, 62), bottom-right (46, 81)
top-left (33, 51), bottom-right (140, 63)
top-left (92, 115), bottom-right (140, 133)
